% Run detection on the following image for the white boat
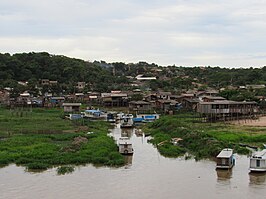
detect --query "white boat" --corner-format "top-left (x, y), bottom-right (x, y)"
top-left (121, 114), bottom-right (134, 128)
top-left (118, 138), bottom-right (134, 155)
top-left (250, 149), bottom-right (266, 172)
top-left (216, 148), bottom-right (235, 169)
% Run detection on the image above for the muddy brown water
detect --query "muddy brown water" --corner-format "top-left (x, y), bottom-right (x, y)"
top-left (0, 125), bottom-right (265, 199)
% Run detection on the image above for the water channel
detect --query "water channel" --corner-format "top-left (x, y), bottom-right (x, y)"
top-left (0, 125), bottom-right (265, 199)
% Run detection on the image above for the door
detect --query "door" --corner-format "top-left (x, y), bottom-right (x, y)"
top-left (256, 160), bottom-right (260, 167)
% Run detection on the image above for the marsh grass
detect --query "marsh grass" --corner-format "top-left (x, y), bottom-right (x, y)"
top-left (0, 108), bottom-right (125, 172)
top-left (145, 114), bottom-right (266, 159)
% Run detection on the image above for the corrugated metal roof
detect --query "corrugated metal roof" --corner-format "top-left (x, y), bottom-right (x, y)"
top-left (62, 103), bottom-right (82, 106)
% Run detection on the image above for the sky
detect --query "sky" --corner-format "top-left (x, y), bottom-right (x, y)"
top-left (0, 0), bottom-right (266, 67)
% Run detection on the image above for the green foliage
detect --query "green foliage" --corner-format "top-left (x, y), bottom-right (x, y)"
top-left (0, 108), bottom-right (125, 172)
top-left (57, 166), bottom-right (75, 175)
top-left (145, 114), bottom-right (266, 160)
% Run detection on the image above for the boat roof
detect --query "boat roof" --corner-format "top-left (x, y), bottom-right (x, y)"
top-left (85, 109), bottom-right (102, 114)
top-left (217, 148), bottom-right (233, 158)
top-left (251, 149), bottom-right (266, 159)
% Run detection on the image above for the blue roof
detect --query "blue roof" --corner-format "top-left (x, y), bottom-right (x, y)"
top-left (133, 118), bottom-right (144, 122)
top-left (144, 115), bottom-right (156, 119)
top-left (85, 110), bottom-right (102, 114)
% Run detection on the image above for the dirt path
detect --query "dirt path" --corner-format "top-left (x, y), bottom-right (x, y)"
top-left (231, 116), bottom-right (266, 127)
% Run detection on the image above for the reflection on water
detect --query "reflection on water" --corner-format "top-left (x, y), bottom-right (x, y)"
top-left (249, 172), bottom-right (266, 185)
top-left (124, 155), bottom-right (133, 169)
top-left (1, 125), bottom-right (266, 199)
top-left (121, 128), bottom-right (133, 138)
top-left (216, 169), bottom-right (232, 181)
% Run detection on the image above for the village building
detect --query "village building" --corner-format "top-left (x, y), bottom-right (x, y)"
top-left (50, 96), bottom-right (65, 107)
top-left (0, 90), bottom-right (10, 105)
top-left (62, 103), bottom-right (82, 112)
top-left (101, 91), bottom-right (128, 107)
top-left (76, 82), bottom-right (86, 90)
top-left (136, 74), bottom-right (157, 81)
top-left (129, 101), bottom-right (151, 112)
top-left (182, 98), bottom-right (200, 111)
top-left (156, 92), bottom-right (172, 100)
top-left (156, 100), bottom-right (179, 113)
top-left (197, 100), bottom-right (258, 122)
top-left (201, 96), bottom-right (226, 102)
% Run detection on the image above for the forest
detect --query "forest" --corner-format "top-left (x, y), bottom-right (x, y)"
top-left (1, 52), bottom-right (266, 101)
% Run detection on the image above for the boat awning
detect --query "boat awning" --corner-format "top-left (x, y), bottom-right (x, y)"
top-left (217, 148), bottom-right (233, 158)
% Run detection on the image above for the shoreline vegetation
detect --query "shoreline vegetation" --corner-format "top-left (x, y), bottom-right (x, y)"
top-left (0, 108), bottom-right (124, 174)
top-left (1, 107), bottom-right (266, 174)
top-left (144, 113), bottom-right (266, 160)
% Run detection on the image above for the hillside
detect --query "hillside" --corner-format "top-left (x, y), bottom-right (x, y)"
top-left (1, 52), bottom-right (266, 99)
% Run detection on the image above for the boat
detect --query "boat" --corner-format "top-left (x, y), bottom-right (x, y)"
top-left (136, 114), bottom-right (160, 123)
top-left (107, 112), bottom-right (116, 123)
top-left (121, 114), bottom-right (134, 128)
top-left (118, 138), bottom-right (134, 155)
top-left (250, 149), bottom-right (266, 172)
top-left (83, 109), bottom-right (106, 120)
top-left (216, 148), bottom-right (235, 169)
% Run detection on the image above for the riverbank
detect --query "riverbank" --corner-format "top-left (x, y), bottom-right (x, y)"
top-left (144, 114), bottom-right (266, 159)
top-left (230, 116), bottom-right (266, 127)
top-left (0, 108), bottom-right (124, 173)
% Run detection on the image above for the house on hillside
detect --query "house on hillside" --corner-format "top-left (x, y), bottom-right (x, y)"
top-left (156, 100), bottom-right (179, 112)
top-left (157, 92), bottom-right (172, 100)
top-left (76, 82), bottom-right (86, 90)
top-left (129, 101), bottom-right (151, 112)
top-left (182, 98), bottom-right (200, 111)
top-left (101, 92), bottom-right (128, 107)
top-left (50, 97), bottom-right (65, 107)
top-left (136, 74), bottom-right (157, 81)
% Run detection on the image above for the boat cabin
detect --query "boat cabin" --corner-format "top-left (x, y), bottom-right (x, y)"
top-left (107, 112), bottom-right (116, 123)
top-left (121, 114), bottom-right (134, 128)
top-left (118, 138), bottom-right (133, 155)
top-left (216, 148), bottom-right (235, 169)
top-left (250, 149), bottom-right (266, 172)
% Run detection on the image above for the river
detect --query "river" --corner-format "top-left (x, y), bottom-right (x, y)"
top-left (0, 125), bottom-right (265, 199)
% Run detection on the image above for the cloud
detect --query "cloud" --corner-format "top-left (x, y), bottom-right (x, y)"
top-left (0, 0), bottom-right (266, 67)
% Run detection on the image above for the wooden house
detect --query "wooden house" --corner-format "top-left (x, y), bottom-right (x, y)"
top-left (197, 100), bottom-right (258, 121)
top-left (156, 92), bottom-right (172, 100)
top-left (156, 100), bottom-right (178, 112)
top-left (182, 98), bottom-right (200, 111)
top-left (129, 101), bottom-right (151, 112)
top-left (62, 103), bottom-right (82, 112)
top-left (101, 92), bottom-right (128, 107)
top-left (50, 97), bottom-right (65, 107)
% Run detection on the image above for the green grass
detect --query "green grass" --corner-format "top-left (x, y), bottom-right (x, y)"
top-left (0, 108), bottom-right (74, 136)
top-left (0, 108), bottom-right (125, 172)
top-left (144, 114), bottom-right (266, 159)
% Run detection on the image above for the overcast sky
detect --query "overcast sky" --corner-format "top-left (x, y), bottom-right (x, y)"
top-left (1, 0), bottom-right (266, 67)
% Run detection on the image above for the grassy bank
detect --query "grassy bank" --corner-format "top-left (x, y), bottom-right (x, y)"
top-left (0, 108), bottom-right (124, 173)
top-left (144, 114), bottom-right (266, 160)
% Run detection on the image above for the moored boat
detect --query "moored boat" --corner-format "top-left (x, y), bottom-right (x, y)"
top-left (250, 149), bottom-right (266, 172)
top-left (118, 138), bottom-right (134, 155)
top-left (216, 148), bottom-right (235, 169)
